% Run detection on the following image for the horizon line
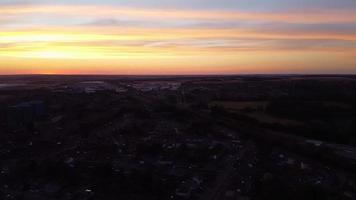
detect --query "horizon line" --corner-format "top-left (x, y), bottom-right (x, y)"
top-left (1, 73), bottom-right (356, 76)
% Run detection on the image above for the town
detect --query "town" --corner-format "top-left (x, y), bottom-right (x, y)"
top-left (0, 75), bottom-right (356, 200)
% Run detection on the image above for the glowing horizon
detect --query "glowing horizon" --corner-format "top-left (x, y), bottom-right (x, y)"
top-left (1, 1), bottom-right (356, 74)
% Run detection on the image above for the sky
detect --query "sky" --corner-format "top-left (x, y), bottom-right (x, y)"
top-left (0, 0), bottom-right (356, 74)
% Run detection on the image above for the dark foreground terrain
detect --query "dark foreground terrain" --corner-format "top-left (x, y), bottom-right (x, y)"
top-left (1, 75), bottom-right (356, 200)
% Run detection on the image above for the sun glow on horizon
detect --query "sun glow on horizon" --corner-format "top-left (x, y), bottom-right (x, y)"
top-left (1, 3), bottom-right (356, 74)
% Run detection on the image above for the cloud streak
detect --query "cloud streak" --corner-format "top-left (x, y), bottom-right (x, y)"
top-left (0, 3), bottom-right (356, 74)
top-left (1, 5), bottom-right (356, 24)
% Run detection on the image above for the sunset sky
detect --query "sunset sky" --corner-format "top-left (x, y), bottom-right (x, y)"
top-left (0, 0), bottom-right (356, 74)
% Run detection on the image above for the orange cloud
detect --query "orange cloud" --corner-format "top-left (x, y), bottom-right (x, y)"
top-left (1, 4), bottom-right (356, 74)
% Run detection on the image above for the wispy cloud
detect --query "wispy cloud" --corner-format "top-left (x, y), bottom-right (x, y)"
top-left (2, 5), bottom-right (356, 23)
top-left (0, 3), bottom-right (356, 74)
